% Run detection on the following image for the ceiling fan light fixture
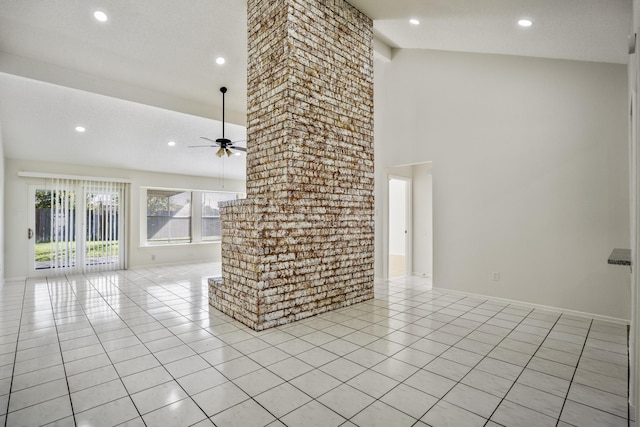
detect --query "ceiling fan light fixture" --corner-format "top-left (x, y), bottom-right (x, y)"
top-left (225, 148), bottom-right (233, 157)
top-left (216, 147), bottom-right (224, 157)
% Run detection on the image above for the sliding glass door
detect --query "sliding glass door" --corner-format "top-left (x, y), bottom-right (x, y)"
top-left (27, 179), bottom-right (126, 276)
top-left (83, 182), bottom-right (124, 271)
top-left (30, 185), bottom-right (77, 272)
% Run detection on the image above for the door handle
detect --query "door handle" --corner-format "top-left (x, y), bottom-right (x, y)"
top-left (28, 228), bottom-right (34, 239)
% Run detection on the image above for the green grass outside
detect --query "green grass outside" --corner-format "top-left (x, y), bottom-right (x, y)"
top-left (35, 241), bottom-right (119, 261)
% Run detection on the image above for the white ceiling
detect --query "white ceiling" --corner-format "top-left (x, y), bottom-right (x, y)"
top-left (351, 0), bottom-right (632, 64)
top-left (0, 0), bottom-right (633, 179)
top-left (0, 73), bottom-right (247, 180)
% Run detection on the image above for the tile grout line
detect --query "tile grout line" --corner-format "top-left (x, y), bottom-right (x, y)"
top-left (416, 294), bottom-right (579, 423)
top-left (420, 290), bottom-right (616, 422)
top-left (3, 279), bottom-right (27, 427)
top-left (206, 276), bottom-right (624, 422)
top-left (182, 283), bottom-right (435, 424)
top-left (481, 310), bottom-right (565, 426)
top-left (46, 276), bottom-right (78, 427)
top-left (237, 286), bottom-right (440, 424)
top-left (58, 273), bottom-right (146, 425)
top-left (553, 318), bottom-right (591, 427)
top-left (407, 296), bottom-right (540, 425)
top-left (97, 270), bottom-right (281, 425)
top-left (136, 271), bottom-right (627, 425)
top-left (551, 322), bottom-right (630, 422)
top-left (3, 267), bottom-right (629, 426)
top-left (309, 282), bottom-right (624, 426)
top-left (377, 292), bottom-right (500, 426)
top-left (98, 271), bottom-right (211, 423)
top-left (330, 286), bottom-right (488, 423)
top-left (304, 290), bottom-right (502, 425)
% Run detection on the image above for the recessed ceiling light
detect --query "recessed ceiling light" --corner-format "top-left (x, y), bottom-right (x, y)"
top-left (94, 10), bottom-right (108, 22)
top-left (75, 126), bottom-right (86, 133)
top-left (518, 19), bottom-right (533, 27)
top-left (409, 18), bottom-right (420, 25)
top-left (234, 152), bottom-right (242, 156)
top-left (216, 57), bottom-right (226, 65)
top-left (168, 141), bottom-right (176, 147)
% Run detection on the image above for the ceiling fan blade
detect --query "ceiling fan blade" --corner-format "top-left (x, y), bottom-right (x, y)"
top-left (200, 136), bottom-right (219, 144)
top-left (215, 147), bottom-right (225, 157)
top-left (231, 139), bottom-right (246, 144)
top-left (230, 146), bottom-right (247, 152)
top-left (188, 144), bottom-right (218, 148)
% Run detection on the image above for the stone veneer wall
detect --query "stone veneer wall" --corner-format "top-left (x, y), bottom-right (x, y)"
top-left (208, 0), bottom-right (374, 330)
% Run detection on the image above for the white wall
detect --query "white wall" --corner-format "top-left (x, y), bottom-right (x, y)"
top-left (4, 158), bottom-right (245, 279)
top-left (377, 49), bottom-right (630, 319)
top-left (0, 123), bottom-right (4, 279)
top-left (413, 162), bottom-right (433, 277)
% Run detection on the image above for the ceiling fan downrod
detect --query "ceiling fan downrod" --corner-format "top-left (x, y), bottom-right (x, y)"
top-left (220, 86), bottom-right (227, 140)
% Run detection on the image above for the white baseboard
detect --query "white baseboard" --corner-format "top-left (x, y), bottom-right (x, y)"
top-left (412, 272), bottom-right (432, 278)
top-left (3, 276), bottom-right (27, 282)
top-left (132, 259), bottom-right (218, 269)
top-left (433, 286), bottom-right (630, 325)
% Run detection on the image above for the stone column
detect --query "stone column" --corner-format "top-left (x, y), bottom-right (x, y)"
top-left (209, 0), bottom-right (374, 330)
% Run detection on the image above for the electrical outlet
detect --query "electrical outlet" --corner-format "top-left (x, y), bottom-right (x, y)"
top-left (151, 254), bottom-right (156, 261)
top-left (491, 272), bottom-right (500, 281)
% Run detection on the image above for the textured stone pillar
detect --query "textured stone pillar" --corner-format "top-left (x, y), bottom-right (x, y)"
top-left (208, 0), bottom-right (374, 330)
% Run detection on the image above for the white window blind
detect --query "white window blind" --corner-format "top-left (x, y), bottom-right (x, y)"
top-left (47, 178), bottom-right (77, 272)
top-left (83, 180), bottom-right (126, 273)
top-left (39, 178), bottom-right (127, 275)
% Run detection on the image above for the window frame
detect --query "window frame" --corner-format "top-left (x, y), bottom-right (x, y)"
top-left (141, 187), bottom-right (242, 247)
top-left (200, 191), bottom-right (239, 242)
top-left (145, 189), bottom-right (193, 245)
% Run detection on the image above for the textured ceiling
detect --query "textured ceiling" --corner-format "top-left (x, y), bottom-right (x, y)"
top-left (0, 0), bottom-right (248, 118)
top-left (0, 73), bottom-right (247, 180)
top-left (0, 0), bottom-right (633, 179)
top-left (351, 0), bottom-right (632, 64)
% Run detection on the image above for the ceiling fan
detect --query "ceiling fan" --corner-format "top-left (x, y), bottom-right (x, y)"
top-left (189, 87), bottom-right (246, 157)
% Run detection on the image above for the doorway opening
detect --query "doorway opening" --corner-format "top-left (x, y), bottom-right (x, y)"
top-left (385, 162), bottom-right (433, 281)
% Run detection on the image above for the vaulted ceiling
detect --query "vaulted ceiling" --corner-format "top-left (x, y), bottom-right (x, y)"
top-left (0, 0), bottom-right (632, 180)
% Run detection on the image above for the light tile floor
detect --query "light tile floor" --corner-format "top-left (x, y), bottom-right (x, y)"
top-left (0, 263), bottom-right (630, 427)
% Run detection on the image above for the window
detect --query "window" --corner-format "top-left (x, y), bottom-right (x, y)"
top-left (143, 188), bottom-right (243, 246)
top-left (201, 192), bottom-right (238, 241)
top-left (147, 190), bottom-right (192, 244)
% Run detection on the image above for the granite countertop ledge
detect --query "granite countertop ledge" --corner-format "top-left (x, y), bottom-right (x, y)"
top-left (608, 248), bottom-right (631, 266)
